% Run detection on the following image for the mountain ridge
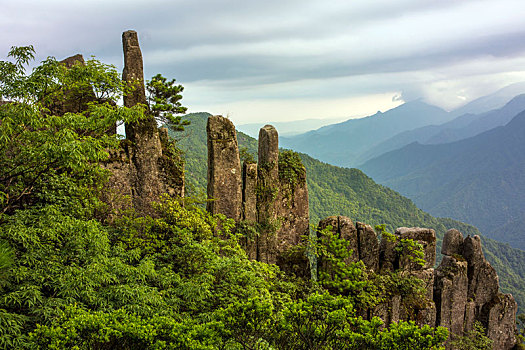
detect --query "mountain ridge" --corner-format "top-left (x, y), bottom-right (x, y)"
top-left (361, 109), bottom-right (525, 250)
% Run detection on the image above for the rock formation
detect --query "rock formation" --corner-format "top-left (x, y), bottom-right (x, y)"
top-left (101, 31), bottom-right (184, 217)
top-left (435, 231), bottom-right (517, 349)
top-left (206, 115), bottom-right (242, 220)
top-left (315, 221), bottom-right (517, 349)
top-left (206, 118), bottom-right (309, 266)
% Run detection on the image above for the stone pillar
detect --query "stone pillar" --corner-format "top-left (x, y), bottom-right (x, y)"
top-left (434, 255), bottom-right (468, 341)
top-left (206, 115), bottom-right (242, 221)
top-left (356, 222), bottom-right (379, 271)
top-left (242, 161), bottom-right (258, 259)
top-left (122, 30), bottom-right (164, 216)
top-left (256, 125), bottom-right (280, 264)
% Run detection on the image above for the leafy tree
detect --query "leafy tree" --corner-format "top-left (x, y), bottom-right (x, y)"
top-left (0, 46), bottom-right (144, 215)
top-left (146, 73), bottom-right (189, 132)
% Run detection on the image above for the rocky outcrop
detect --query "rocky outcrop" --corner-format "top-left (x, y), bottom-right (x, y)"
top-left (314, 221), bottom-right (517, 348)
top-left (205, 119), bottom-right (309, 267)
top-left (101, 31), bottom-right (184, 217)
top-left (206, 115), bottom-right (242, 220)
top-left (435, 230), bottom-right (517, 349)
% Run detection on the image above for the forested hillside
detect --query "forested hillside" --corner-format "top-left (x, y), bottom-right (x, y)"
top-left (177, 112), bottom-right (525, 313)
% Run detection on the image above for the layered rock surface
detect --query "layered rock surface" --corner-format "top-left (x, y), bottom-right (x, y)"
top-left (206, 119), bottom-right (309, 266)
top-left (316, 221), bottom-right (516, 349)
top-left (102, 31), bottom-right (184, 217)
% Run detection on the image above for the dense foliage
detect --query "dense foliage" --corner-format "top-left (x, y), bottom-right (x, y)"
top-left (0, 49), bottom-right (452, 349)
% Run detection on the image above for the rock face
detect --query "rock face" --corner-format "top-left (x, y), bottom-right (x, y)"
top-left (205, 119), bottom-right (309, 267)
top-left (434, 256), bottom-right (469, 338)
top-left (101, 31), bottom-right (184, 217)
top-left (206, 115), bottom-right (242, 221)
top-left (435, 233), bottom-right (517, 349)
top-left (356, 222), bottom-right (379, 272)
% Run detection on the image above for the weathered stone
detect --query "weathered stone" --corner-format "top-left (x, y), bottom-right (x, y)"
top-left (274, 165), bottom-right (309, 264)
top-left (374, 295), bottom-right (402, 327)
top-left (412, 268), bottom-right (435, 301)
top-left (396, 227), bottom-right (436, 270)
top-left (121, 30), bottom-right (165, 216)
top-left (463, 235), bottom-right (484, 266)
top-left (100, 144), bottom-right (134, 218)
top-left (242, 162), bottom-right (258, 222)
top-left (482, 293), bottom-right (517, 350)
top-left (416, 301), bottom-right (437, 327)
top-left (434, 255), bottom-right (468, 339)
top-left (463, 300), bottom-right (476, 333)
top-left (390, 294), bottom-right (402, 324)
top-left (256, 125), bottom-right (280, 264)
top-left (441, 229), bottom-right (463, 256)
top-left (61, 53), bottom-right (85, 68)
top-left (468, 260), bottom-right (499, 306)
top-left (241, 162), bottom-right (258, 260)
top-left (379, 232), bottom-right (397, 272)
top-left (206, 115), bottom-right (242, 221)
top-left (356, 222), bottom-right (379, 271)
top-left (258, 125), bottom-right (279, 177)
top-left (318, 216), bottom-right (358, 263)
top-left (122, 30), bottom-right (147, 107)
top-left (462, 234), bottom-right (499, 306)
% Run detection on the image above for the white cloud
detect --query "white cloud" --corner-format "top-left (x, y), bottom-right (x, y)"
top-left (1, 0), bottom-right (525, 122)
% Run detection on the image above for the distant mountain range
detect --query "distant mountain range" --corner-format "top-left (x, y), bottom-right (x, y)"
top-left (280, 83), bottom-right (525, 168)
top-left (237, 117), bottom-right (345, 138)
top-left (359, 94), bottom-right (525, 163)
top-left (361, 108), bottom-right (525, 250)
top-left (280, 100), bottom-right (453, 167)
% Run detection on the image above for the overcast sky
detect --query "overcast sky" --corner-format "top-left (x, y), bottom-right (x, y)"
top-left (2, 0), bottom-right (525, 124)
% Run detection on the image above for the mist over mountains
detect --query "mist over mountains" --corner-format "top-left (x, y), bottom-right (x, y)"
top-left (275, 83), bottom-right (525, 251)
top-left (280, 100), bottom-right (453, 167)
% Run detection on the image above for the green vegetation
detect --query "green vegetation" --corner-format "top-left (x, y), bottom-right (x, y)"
top-left (146, 73), bottom-right (189, 132)
top-left (0, 48), bottom-right (450, 349)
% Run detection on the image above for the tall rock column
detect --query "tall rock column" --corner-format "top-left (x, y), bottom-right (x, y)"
top-left (122, 30), bottom-right (164, 216)
top-left (257, 125), bottom-right (280, 263)
top-left (206, 115), bottom-right (242, 221)
top-left (242, 161), bottom-right (258, 259)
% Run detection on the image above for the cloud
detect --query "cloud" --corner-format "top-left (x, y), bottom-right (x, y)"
top-left (1, 0), bottom-right (525, 122)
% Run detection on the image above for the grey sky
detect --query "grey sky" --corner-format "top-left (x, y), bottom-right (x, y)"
top-left (1, 0), bottom-right (525, 124)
